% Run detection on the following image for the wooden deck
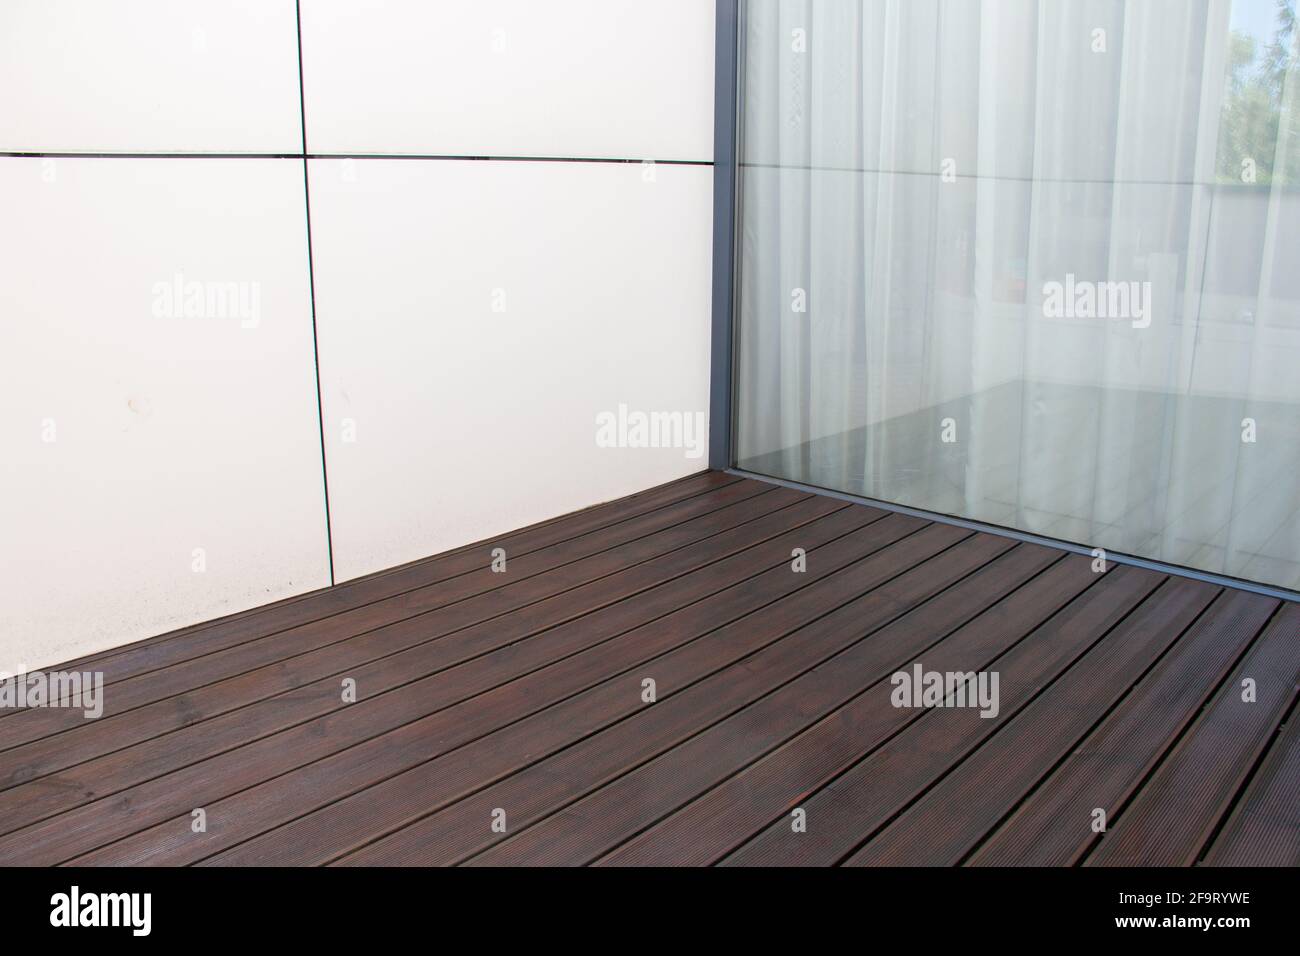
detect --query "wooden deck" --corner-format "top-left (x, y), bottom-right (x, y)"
top-left (1, 471), bottom-right (1296, 867)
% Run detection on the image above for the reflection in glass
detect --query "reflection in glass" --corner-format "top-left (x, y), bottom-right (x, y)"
top-left (735, 0), bottom-right (1300, 589)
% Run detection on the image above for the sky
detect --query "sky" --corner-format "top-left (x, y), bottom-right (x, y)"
top-left (1230, 0), bottom-right (1288, 45)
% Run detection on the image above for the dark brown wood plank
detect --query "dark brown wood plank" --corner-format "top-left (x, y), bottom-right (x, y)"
top-left (90, 514), bottom-right (953, 866)
top-left (1204, 692), bottom-right (1300, 866)
top-left (839, 577), bottom-right (1221, 866)
top-left (0, 480), bottom-right (788, 781)
top-left (322, 530), bottom-right (1046, 867)
top-left (967, 588), bottom-right (1279, 866)
top-left (1, 492), bottom-right (858, 862)
top-left (0, 496), bottom-right (865, 840)
top-left (1, 470), bottom-right (740, 708)
top-left (0, 470), bottom-right (1291, 868)
top-left (471, 544), bottom-right (1098, 866)
top-left (12, 498), bottom-right (882, 864)
top-left (606, 562), bottom-right (1161, 867)
top-left (1085, 602), bottom-right (1300, 867)
top-left (1, 475), bottom-right (767, 744)
top-left (64, 469), bottom-right (734, 672)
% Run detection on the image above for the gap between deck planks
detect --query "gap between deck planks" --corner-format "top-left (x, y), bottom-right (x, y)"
top-left (1, 471), bottom-right (1294, 866)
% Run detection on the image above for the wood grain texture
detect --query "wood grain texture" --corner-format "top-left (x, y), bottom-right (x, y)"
top-left (0, 473), bottom-right (1290, 867)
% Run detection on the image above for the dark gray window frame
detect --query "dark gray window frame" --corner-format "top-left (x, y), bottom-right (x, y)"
top-left (709, 0), bottom-right (740, 471)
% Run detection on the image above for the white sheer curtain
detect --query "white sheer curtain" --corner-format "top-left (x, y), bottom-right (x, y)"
top-left (736, 0), bottom-right (1300, 589)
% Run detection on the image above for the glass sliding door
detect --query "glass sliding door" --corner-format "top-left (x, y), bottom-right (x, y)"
top-left (734, 0), bottom-right (1300, 591)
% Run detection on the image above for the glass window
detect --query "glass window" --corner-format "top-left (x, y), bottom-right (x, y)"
top-left (734, 0), bottom-right (1300, 590)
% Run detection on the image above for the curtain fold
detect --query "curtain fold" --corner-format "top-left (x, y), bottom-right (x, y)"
top-left (736, 0), bottom-right (1300, 589)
